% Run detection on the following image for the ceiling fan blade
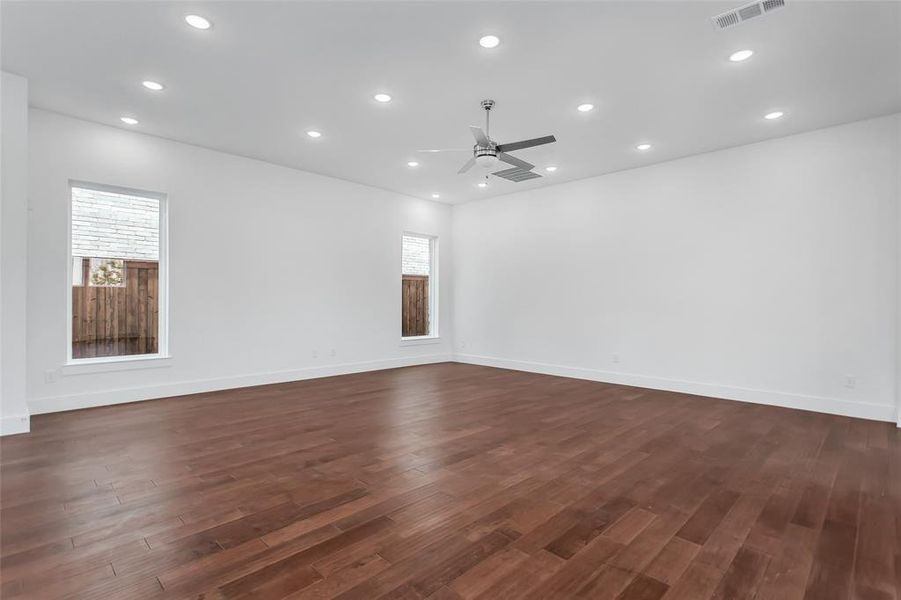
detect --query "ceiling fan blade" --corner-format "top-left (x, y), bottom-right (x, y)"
top-left (496, 135), bottom-right (556, 153)
top-left (469, 126), bottom-right (490, 146)
top-left (457, 156), bottom-right (476, 174)
top-left (417, 148), bottom-right (471, 153)
top-left (497, 151), bottom-right (534, 172)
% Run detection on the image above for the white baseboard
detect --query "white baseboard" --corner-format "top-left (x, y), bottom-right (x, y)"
top-left (0, 413), bottom-right (31, 436)
top-left (28, 353), bottom-right (453, 415)
top-left (454, 353), bottom-right (896, 423)
top-left (24, 352), bottom-right (897, 425)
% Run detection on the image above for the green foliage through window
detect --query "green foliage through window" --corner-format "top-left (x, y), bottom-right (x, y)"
top-left (89, 259), bottom-right (125, 287)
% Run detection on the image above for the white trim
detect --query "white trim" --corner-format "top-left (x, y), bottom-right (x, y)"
top-left (29, 354), bottom-right (453, 415)
top-left (24, 353), bottom-right (896, 423)
top-left (0, 414), bottom-right (30, 436)
top-left (63, 355), bottom-right (173, 375)
top-left (400, 336), bottom-right (441, 346)
top-left (69, 180), bottom-right (166, 201)
top-left (66, 181), bottom-right (169, 364)
top-left (454, 353), bottom-right (897, 423)
top-left (430, 236), bottom-right (438, 338)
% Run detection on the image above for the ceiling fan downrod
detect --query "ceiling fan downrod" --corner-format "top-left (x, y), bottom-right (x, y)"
top-left (481, 99), bottom-right (495, 138)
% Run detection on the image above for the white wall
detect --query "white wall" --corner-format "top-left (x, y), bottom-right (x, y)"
top-left (0, 71), bottom-right (30, 434)
top-left (26, 109), bottom-right (453, 414)
top-left (17, 108), bottom-right (901, 424)
top-left (454, 114), bottom-right (900, 423)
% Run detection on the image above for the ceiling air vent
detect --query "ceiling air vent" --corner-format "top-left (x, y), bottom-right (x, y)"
top-left (712, 0), bottom-right (785, 29)
top-left (492, 167), bottom-right (542, 183)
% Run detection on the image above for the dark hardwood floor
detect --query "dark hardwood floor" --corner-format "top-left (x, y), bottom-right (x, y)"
top-left (1, 363), bottom-right (898, 599)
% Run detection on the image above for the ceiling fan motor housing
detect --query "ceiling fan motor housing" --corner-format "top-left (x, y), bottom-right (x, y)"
top-left (474, 143), bottom-right (498, 167)
top-left (476, 100), bottom-right (498, 167)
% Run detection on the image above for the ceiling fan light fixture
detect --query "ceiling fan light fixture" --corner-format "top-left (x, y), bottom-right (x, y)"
top-left (577, 103), bottom-right (595, 113)
top-left (306, 130), bottom-right (322, 138)
top-left (764, 111), bottom-right (784, 120)
top-left (476, 154), bottom-right (499, 168)
top-left (373, 93), bottom-right (392, 103)
top-left (636, 143), bottom-right (652, 151)
top-left (141, 80), bottom-right (164, 91)
top-left (407, 161), bottom-right (420, 168)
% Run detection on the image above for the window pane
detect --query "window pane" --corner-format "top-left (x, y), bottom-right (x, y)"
top-left (402, 235), bottom-right (431, 337)
top-left (402, 235), bottom-right (430, 276)
top-left (71, 186), bottom-right (160, 359)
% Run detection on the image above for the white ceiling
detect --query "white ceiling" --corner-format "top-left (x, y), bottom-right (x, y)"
top-left (3, 1), bottom-right (899, 204)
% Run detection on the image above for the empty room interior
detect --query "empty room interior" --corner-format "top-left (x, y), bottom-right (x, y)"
top-left (1, 1), bottom-right (900, 598)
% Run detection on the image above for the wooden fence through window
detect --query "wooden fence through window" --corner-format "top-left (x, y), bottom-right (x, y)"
top-left (402, 275), bottom-right (429, 337)
top-left (72, 259), bottom-right (159, 358)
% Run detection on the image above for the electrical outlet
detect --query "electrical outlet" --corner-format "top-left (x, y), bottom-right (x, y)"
top-left (612, 353), bottom-right (620, 364)
top-left (460, 341), bottom-right (467, 350)
top-left (312, 350), bottom-right (319, 359)
top-left (329, 348), bottom-right (336, 357)
top-left (844, 375), bottom-right (856, 389)
top-left (44, 370), bottom-right (58, 383)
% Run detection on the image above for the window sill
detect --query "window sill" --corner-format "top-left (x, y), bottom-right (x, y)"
top-left (400, 336), bottom-right (441, 347)
top-left (63, 355), bottom-right (172, 376)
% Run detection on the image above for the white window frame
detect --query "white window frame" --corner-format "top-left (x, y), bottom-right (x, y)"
top-left (66, 180), bottom-right (170, 366)
top-left (401, 232), bottom-right (439, 344)
top-left (72, 256), bottom-right (84, 287)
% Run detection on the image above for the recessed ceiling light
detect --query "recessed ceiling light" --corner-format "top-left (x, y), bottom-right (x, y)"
top-left (577, 103), bottom-right (595, 113)
top-left (407, 161), bottom-right (419, 168)
top-left (764, 111), bottom-right (784, 120)
top-left (373, 93), bottom-right (392, 103)
top-left (729, 49), bottom-right (754, 62)
top-left (120, 117), bottom-right (139, 125)
top-left (142, 80), bottom-right (164, 91)
top-left (306, 130), bottom-right (322, 138)
top-left (185, 14), bottom-right (212, 30)
top-left (545, 166), bottom-right (558, 172)
top-left (479, 35), bottom-right (500, 49)
top-left (636, 143), bottom-right (652, 151)
top-left (431, 193), bottom-right (441, 199)
top-left (477, 182), bottom-right (488, 188)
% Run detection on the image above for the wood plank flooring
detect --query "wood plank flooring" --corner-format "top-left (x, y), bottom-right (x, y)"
top-left (1, 362), bottom-right (898, 599)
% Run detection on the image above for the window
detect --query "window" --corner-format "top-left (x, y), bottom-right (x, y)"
top-left (69, 183), bottom-right (167, 361)
top-left (401, 233), bottom-right (437, 338)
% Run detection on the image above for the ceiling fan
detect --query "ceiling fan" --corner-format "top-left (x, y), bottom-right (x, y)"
top-left (420, 99), bottom-right (557, 182)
